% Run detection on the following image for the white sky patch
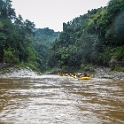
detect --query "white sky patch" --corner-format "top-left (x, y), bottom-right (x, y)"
top-left (12, 0), bottom-right (110, 32)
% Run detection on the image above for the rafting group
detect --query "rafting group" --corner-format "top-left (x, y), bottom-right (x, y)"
top-left (59, 72), bottom-right (91, 80)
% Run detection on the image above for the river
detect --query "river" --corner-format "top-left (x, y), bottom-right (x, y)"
top-left (0, 75), bottom-right (124, 124)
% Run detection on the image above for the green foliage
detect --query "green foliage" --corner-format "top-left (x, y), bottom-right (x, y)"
top-left (0, 0), bottom-right (124, 73)
top-left (31, 28), bottom-right (60, 71)
top-left (3, 47), bottom-right (19, 63)
top-left (0, 0), bottom-right (39, 72)
top-left (48, 0), bottom-right (124, 71)
top-left (4, 69), bottom-right (10, 73)
top-left (112, 65), bottom-right (124, 72)
top-left (0, 21), bottom-right (3, 28)
top-left (26, 62), bottom-right (39, 71)
top-left (111, 46), bottom-right (124, 60)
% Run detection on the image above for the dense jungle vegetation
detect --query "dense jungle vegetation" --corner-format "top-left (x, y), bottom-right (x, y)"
top-left (0, 0), bottom-right (60, 72)
top-left (48, 0), bottom-right (124, 71)
top-left (0, 0), bottom-right (124, 72)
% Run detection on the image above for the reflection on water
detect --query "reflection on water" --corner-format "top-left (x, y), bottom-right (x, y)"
top-left (0, 75), bottom-right (124, 124)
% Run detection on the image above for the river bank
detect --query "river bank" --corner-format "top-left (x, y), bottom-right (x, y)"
top-left (0, 67), bottom-right (40, 78)
top-left (93, 66), bottom-right (124, 80)
top-left (0, 65), bottom-right (124, 80)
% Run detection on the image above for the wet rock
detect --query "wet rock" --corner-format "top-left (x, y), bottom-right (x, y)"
top-left (0, 63), bottom-right (11, 70)
top-left (46, 68), bottom-right (62, 74)
top-left (84, 66), bottom-right (95, 72)
top-left (109, 58), bottom-right (124, 69)
top-left (94, 66), bottom-right (124, 80)
top-left (0, 67), bottom-right (40, 78)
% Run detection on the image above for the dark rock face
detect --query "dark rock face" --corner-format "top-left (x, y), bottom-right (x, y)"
top-left (84, 66), bottom-right (95, 72)
top-left (46, 68), bottom-right (62, 74)
top-left (0, 63), bottom-right (11, 70)
top-left (109, 58), bottom-right (124, 68)
top-left (94, 66), bottom-right (124, 80)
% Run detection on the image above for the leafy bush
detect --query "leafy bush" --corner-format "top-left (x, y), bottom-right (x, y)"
top-left (4, 47), bottom-right (19, 63)
top-left (112, 65), bottom-right (124, 72)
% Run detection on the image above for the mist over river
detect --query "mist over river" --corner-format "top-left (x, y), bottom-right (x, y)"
top-left (0, 74), bottom-right (124, 124)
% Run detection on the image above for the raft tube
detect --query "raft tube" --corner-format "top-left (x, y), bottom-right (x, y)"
top-left (59, 73), bottom-right (68, 76)
top-left (78, 77), bottom-right (91, 80)
top-left (69, 75), bottom-right (77, 78)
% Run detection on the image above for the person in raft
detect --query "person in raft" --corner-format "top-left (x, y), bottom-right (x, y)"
top-left (76, 72), bottom-right (87, 78)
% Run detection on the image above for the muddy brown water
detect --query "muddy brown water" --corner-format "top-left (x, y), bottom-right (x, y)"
top-left (0, 75), bottom-right (124, 124)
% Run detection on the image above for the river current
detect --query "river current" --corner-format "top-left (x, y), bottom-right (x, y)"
top-left (0, 75), bottom-right (124, 124)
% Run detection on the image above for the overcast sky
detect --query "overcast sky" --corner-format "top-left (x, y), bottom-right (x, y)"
top-left (12, 0), bottom-right (110, 32)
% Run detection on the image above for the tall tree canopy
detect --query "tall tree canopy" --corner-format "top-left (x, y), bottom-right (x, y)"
top-left (48, 0), bottom-right (124, 70)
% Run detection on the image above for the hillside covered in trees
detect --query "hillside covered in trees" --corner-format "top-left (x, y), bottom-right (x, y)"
top-left (31, 28), bottom-right (60, 71)
top-left (0, 0), bottom-right (124, 72)
top-left (48, 0), bottom-right (124, 71)
top-left (0, 0), bottom-right (60, 72)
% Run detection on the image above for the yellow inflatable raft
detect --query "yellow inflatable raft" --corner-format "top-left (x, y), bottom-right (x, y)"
top-left (69, 75), bottom-right (77, 78)
top-left (59, 73), bottom-right (68, 76)
top-left (78, 76), bottom-right (91, 80)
